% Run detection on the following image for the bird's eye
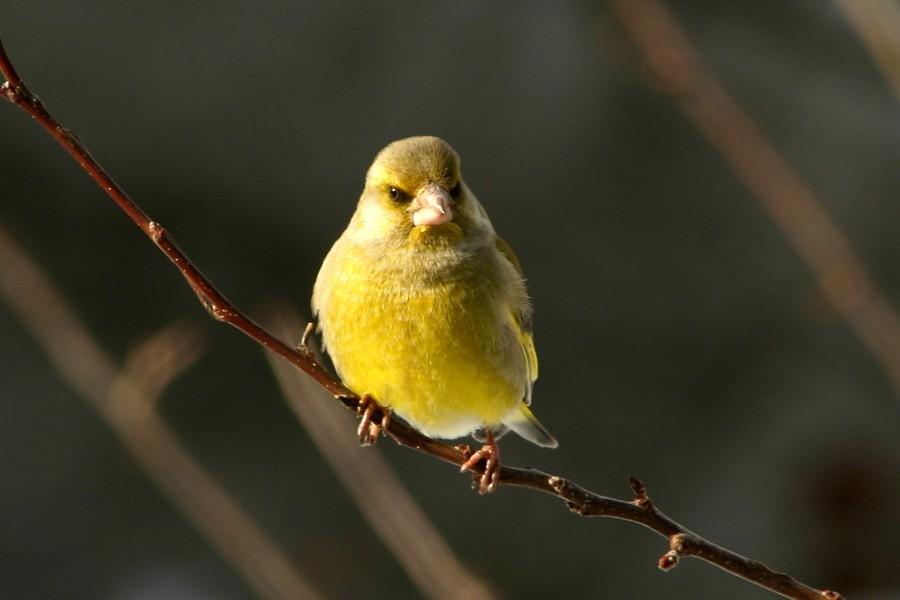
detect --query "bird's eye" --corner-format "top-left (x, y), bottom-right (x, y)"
top-left (387, 186), bottom-right (409, 203)
top-left (450, 182), bottom-right (462, 198)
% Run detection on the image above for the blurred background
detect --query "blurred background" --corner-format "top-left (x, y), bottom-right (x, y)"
top-left (1, 1), bottom-right (899, 598)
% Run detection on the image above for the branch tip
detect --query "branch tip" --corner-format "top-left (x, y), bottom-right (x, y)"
top-left (658, 533), bottom-right (688, 571)
top-left (628, 476), bottom-right (650, 504)
top-left (658, 550), bottom-right (680, 571)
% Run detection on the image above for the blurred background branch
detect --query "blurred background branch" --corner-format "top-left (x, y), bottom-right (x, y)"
top-left (0, 226), bottom-right (322, 600)
top-left (610, 0), bottom-right (900, 399)
top-left (835, 0), bottom-right (900, 103)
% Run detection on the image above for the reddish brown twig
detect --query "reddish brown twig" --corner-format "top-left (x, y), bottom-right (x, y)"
top-left (0, 40), bottom-right (345, 401)
top-left (0, 37), bottom-right (840, 599)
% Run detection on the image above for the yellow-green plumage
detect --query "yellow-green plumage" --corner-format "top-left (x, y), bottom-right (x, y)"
top-left (313, 136), bottom-right (556, 448)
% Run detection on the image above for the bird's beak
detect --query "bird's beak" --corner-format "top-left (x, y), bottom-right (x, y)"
top-left (411, 183), bottom-right (453, 227)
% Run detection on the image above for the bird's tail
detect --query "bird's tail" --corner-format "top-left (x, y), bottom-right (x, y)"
top-left (504, 404), bottom-right (558, 448)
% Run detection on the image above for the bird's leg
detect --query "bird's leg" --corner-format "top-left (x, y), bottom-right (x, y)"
top-left (356, 395), bottom-right (377, 446)
top-left (453, 443), bottom-right (472, 457)
top-left (459, 430), bottom-right (501, 494)
top-left (297, 321), bottom-right (315, 356)
top-left (356, 394), bottom-right (391, 446)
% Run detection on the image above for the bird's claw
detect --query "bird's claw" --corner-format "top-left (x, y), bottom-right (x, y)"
top-left (356, 394), bottom-right (390, 446)
top-left (297, 322), bottom-right (315, 356)
top-left (460, 440), bottom-right (501, 494)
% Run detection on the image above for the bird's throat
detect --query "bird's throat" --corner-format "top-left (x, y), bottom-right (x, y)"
top-left (407, 223), bottom-right (464, 248)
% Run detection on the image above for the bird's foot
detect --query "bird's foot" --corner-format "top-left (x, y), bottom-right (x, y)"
top-left (297, 321), bottom-right (315, 356)
top-left (356, 394), bottom-right (391, 446)
top-left (459, 436), bottom-right (501, 494)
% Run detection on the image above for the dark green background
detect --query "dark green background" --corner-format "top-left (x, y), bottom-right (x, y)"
top-left (2, 1), bottom-right (898, 598)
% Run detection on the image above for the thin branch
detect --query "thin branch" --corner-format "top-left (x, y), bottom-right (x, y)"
top-left (609, 0), bottom-right (900, 401)
top-left (115, 321), bottom-right (206, 414)
top-left (265, 306), bottom-right (495, 600)
top-left (0, 37), bottom-right (841, 599)
top-left (0, 38), bottom-right (346, 401)
top-left (835, 0), bottom-right (900, 103)
top-left (0, 227), bottom-right (322, 600)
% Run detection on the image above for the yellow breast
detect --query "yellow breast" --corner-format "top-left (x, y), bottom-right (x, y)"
top-left (313, 229), bottom-right (525, 439)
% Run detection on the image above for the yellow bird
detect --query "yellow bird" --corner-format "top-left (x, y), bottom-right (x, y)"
top-left (312, 136), bottom-right (556, 492)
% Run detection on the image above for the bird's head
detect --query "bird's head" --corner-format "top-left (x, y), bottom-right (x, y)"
top-left (349, 136), bottom-right (494, 248)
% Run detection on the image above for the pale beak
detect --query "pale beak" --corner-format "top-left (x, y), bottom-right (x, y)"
top-left (411, 183), bottom-right (453, 227)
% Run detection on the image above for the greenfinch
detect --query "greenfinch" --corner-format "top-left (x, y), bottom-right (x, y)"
top-left (312, 136), bottom-right (556, 492)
